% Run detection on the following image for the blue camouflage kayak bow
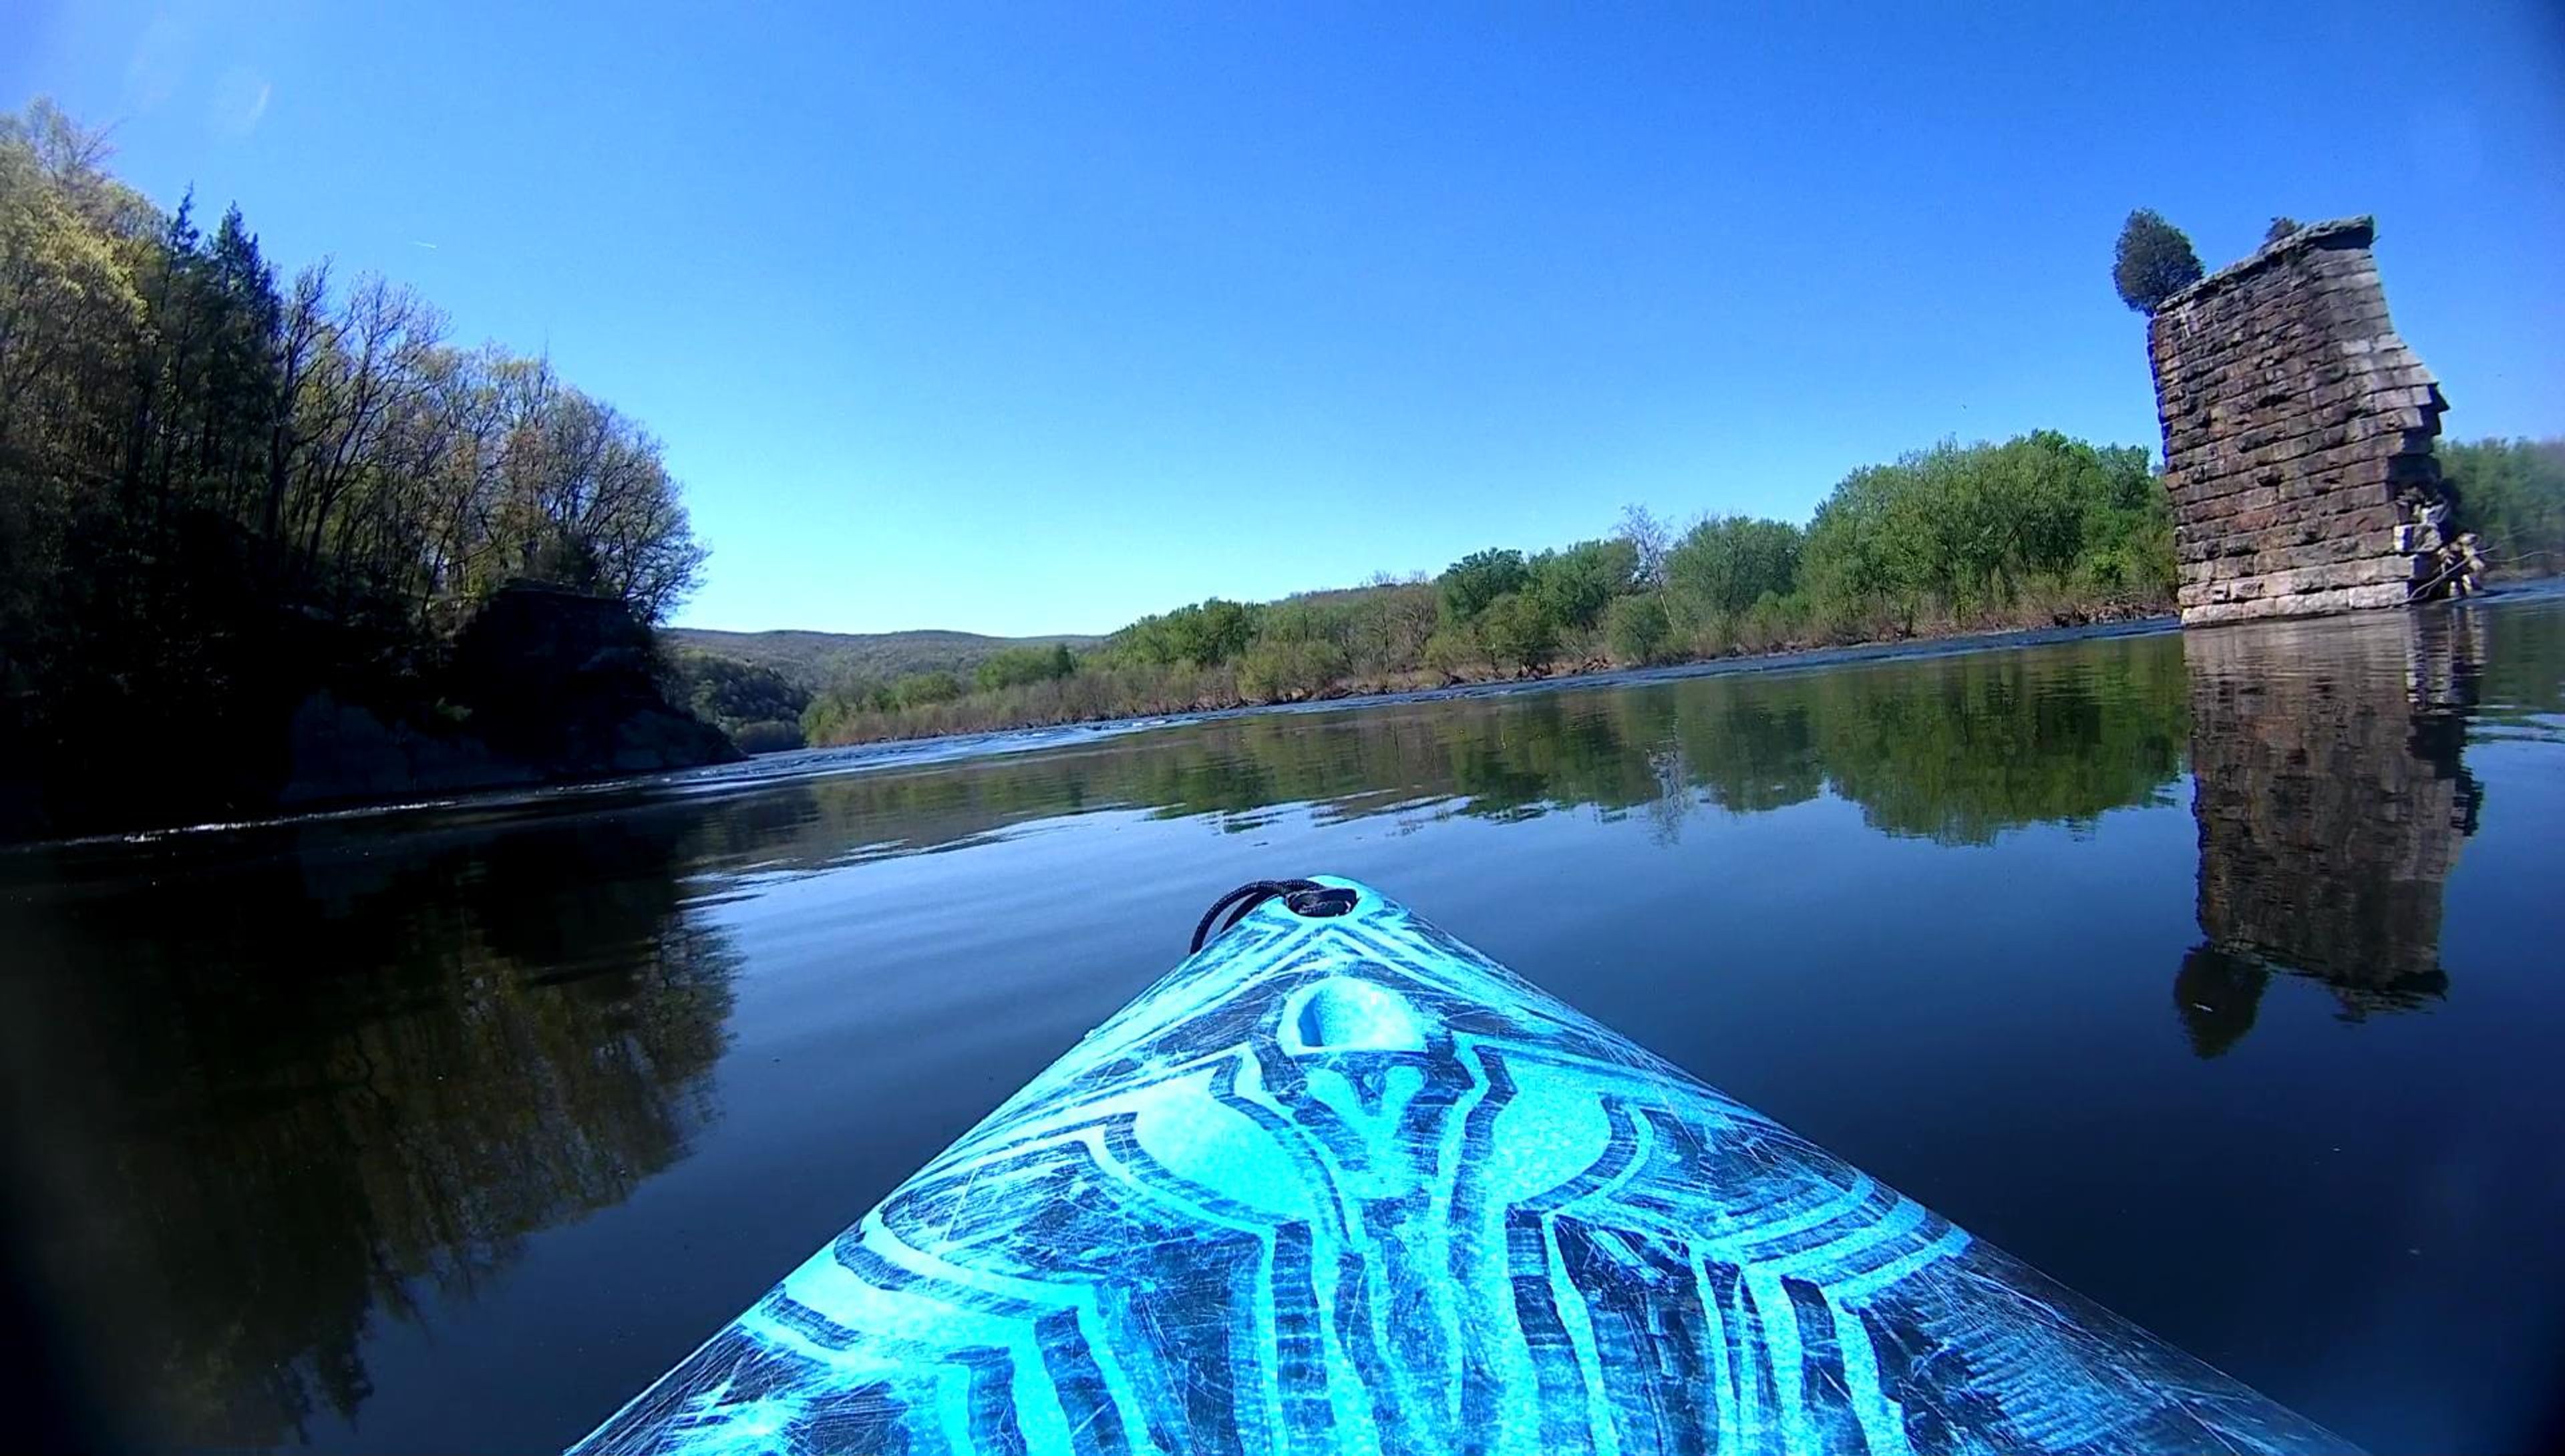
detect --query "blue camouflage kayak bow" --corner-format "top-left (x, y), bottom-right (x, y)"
top-left (572, 876), bottom-right (2350, 1455)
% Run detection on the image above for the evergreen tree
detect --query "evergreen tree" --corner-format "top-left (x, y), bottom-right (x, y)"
top-left (2112, 209), bottom-right (2205, 314)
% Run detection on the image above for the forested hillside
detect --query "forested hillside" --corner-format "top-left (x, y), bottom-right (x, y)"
top-left (667, 627), bottom-right (1100, 685)
top-left (0, 101), bottom-right (719, 834)
top-left (663, 628), bottom-right (1101, 752)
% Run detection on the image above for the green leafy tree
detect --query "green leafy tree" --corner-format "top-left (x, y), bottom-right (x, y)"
top-left (730, 720), bottom-right (806, 753)
top-left (1235, 598), bottom-right (1352, 697)
top-left (1799, 431), bottom-right (2166, 614)
top-left (2442, 437), bottom-right (2565, 572)
top-left (673, 653), bottom-right (812, 732)
top-left (1114, 598), bottom-right (1255, 667)
top-left (975, 645), bottom-right (1074, 691)
top-left (1422, 622), bottom-right (1485, 678)
top-left (1343, 580), bottom-right (1438, 677)
top-left (1180, 600), bottom-right (1256, 665)
top-left (1437, 549), bottom-right (1529, 623)
top-left (2263, 216), bottom-right (2302, 245)
top-left (1107, 614), bottom-right (1177, 666)
top-left (894, 671), bottom-right (964, 708)
top-left (1236, 634), bottom-right (1348, 700)
top-left (1526, 538), bottom-right (1639, 631)
top-left (1478, 592), bottom-right (1558, 673)
top-left (1605, 594), bottom-right (1674, 665)
top-left (2113, 208), bottom-right (2204, 315)
top-left (1665, 516), bottom-right (1803, 618)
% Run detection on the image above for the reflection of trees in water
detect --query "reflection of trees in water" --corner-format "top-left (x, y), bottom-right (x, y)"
top-left (8, 617), bottom-right (2540, 1445)
top-left (0, 624), bottom-right (2433, 1445)
top-left (1797, 645), bottom-right (2188, 842)
top-left (2178, 608), bottom-right (2485, 1057)
top-left (0, 815), bottom-right (739, 1448)
top-left (2470, 595), bottom-right (2565, 727)
top-left (724, 636), bottom-right (2196, 868)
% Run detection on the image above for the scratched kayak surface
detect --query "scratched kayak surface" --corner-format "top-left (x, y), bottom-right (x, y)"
top-left (570, 878), bottom-right (2349, 1456)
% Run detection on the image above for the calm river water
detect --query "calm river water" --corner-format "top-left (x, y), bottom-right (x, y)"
top-left (5, 593), bottom-right (2562, 1453)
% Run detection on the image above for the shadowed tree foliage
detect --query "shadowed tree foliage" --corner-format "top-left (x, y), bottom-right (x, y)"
top-left (2113, 208), bottom-right (2206, 314)
top-left (670, 652), bottom-right (811, 751)
top-left (2263, 216), bottom-right (2302, 244)
top-left (0, 101), bottom-right (711, 835)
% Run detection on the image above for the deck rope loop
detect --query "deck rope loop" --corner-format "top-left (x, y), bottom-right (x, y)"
top-left (1188, 878), bottom-right (1355, 954)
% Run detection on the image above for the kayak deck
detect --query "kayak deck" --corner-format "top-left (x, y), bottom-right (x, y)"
top-left (572, 876), bottom-right (2347, 1455)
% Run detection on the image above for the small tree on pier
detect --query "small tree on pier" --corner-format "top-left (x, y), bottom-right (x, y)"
top-left (2113, 209), bottom-right (2205, 314)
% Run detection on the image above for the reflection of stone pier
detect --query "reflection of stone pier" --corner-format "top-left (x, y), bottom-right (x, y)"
top-left (2176, 608), bottom-right (2482, 1055)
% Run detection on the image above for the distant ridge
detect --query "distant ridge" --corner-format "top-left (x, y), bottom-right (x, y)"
top-left (667, 626), bottom-right (1103, 687)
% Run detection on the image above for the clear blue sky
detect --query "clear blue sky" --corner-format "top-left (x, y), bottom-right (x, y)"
top-left (13, 2), bottom-right (2564, 636)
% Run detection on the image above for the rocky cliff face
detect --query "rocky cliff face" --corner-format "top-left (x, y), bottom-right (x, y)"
top-left (279, 583), bottom-right (739, 809)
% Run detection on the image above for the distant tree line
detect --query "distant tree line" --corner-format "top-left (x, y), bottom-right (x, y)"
top-left (789, 418), bottom-right (2561, 747)
top-left (0, 102), bottom-right (707, 817)
top-left (798, 430), bottom-right (2186, 744)
top-left (2439, 438), bottom-right (2565, 577)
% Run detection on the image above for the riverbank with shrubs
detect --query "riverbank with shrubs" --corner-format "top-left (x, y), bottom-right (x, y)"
top-left (800, 430), bottom-right (2178, 744)
top-left (789, 430), bottom-right (2562, 748)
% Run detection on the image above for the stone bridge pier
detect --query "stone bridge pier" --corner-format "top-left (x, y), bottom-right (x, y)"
top-left (2148, 217), bottom-right (2481, 624)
